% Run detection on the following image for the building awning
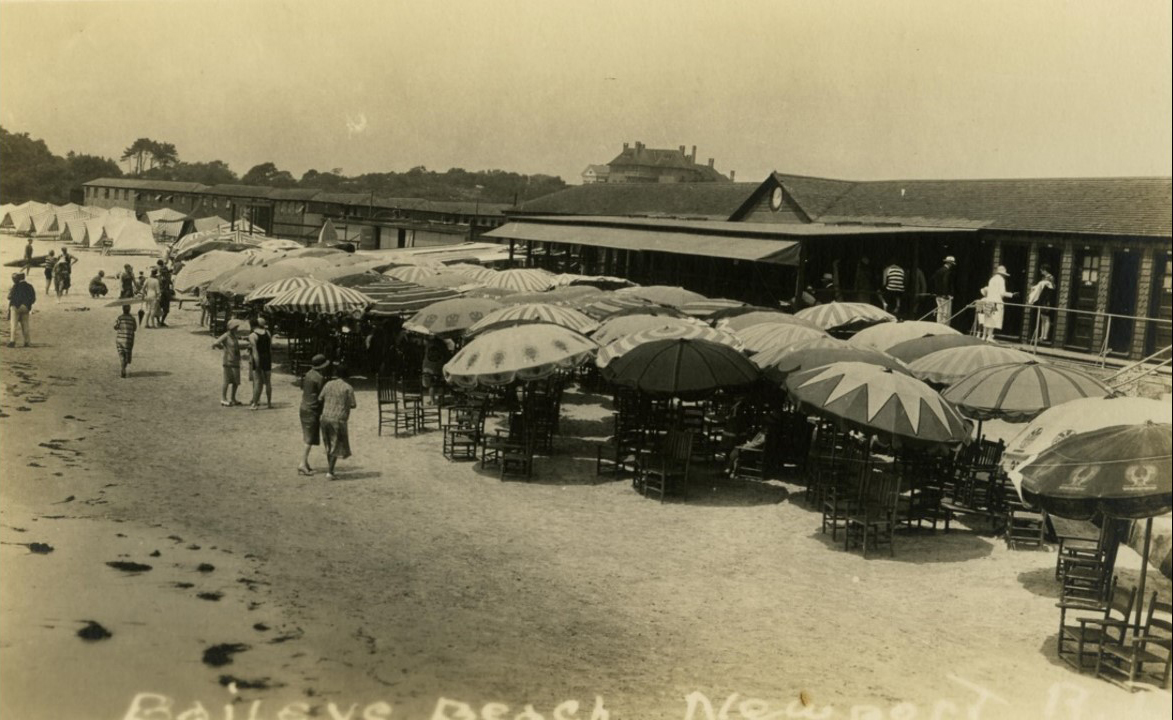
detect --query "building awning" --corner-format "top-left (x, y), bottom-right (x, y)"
top-left (485, 221), bottom-right (802, 265)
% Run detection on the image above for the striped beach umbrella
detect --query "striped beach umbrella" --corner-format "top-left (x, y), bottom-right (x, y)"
top-left (403, 297), bottom-right (504, 335)
top-left (413, 270), bottom-right (485, 289)
top-left (384, 265), bottom-right (441, 283)
top-left (244, 276), bottom-right (326, 303)
top-left (467, 302), bottom-right (599, 336)
top-left (909, 345), bottom-right (1038, 386)
top-left (578, 294), bottom-right (663, 321)
top-left (359, 280), bottom-right (462, 317)
top-left (484, 268), bottom-right (557, 293)
top-left (717, 310), bottom-right (818, 333)
top-left (786, 361), bottom-right (969, 446)
top-left (757, 344), bottom-right (910, 383)
top-left (596, 325), bottom-right (743, 368)
top-left (590, 314), bottom-right (709, 346)
top-left (795, 302), bottom-right (896, 331)
top-left (886, 333), bottom-right (987, 363)
top-left (502, 286), bottom-right (606, 306)
top-left (615, 285), bottom-right (707, 308)
top-left (444, 324), bottom-right (598, 388)
top-left (942, 361), bottom-right (1111, 423)
top-left (679, 298), bottom-right (749, 318)
top-left (848, 320), bottom-right (961, 352)
top-left (266, 282), bottom-right (373, 315)
top-left (751, 336), bottom-right (849, 371)
top-left (732, 321), bottom-right (827, 354)
top-left (444, 263), bottom-right (498, 283)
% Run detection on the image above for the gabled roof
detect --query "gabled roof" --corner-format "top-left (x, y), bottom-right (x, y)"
top-left (514, 182), bottom-right (760, 219)
top-left (582, 164), bottom-right (610, 176)
top-left (370, 197), bottom-right (510, 216)
top-left (821, 176), bottom-right (1172, 237)
top-left (83, 178), bottom-right (208, 193)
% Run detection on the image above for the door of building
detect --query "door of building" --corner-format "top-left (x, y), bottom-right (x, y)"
top-left (1106, 250), bottom-right (1140, 355)
top-left (1147, 251), bottom-right (1172, 357)
top-left (999, 244), bottom-right (1029, 338)
top-left (1032, 246), bottom-right (1063, 345)
top-left (1065, 249), bottom-right (1101, 351)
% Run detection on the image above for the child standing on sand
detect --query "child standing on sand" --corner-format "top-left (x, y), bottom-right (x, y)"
top-left (212, 325), bottom-right (242, 406)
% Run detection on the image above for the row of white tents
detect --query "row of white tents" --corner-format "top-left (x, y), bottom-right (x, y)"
top-left (1, 200), bottom-right (266, 256)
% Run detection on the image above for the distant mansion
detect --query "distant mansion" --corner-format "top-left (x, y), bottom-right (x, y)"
top-left (582, 142), bottom-right (732, 184)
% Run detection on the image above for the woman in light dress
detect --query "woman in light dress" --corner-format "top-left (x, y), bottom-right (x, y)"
top-left (977, 265), bottom-right (1017, 341)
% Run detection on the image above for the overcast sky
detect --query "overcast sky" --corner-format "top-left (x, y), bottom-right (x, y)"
top-left (1, 0), bottom-right (1170, 184)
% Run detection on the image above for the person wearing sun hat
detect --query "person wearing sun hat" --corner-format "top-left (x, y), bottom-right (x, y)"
top-left (931, 255), bottom-right (957, 324)
top-left (7, 272), bottom-right (35, 348)
top-left (297, 353), bottom-right (333, 476)
top-left (978, 264), bottom-right (1016, 341)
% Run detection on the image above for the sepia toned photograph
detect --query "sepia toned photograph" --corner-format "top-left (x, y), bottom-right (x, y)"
top-left (0, 1), bottom-right (1170, 718)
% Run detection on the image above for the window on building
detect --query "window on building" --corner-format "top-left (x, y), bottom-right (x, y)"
top-left (1079, 254), bottom-right (1100, 286)
top-left (104, 188), bottom-right (110, 199)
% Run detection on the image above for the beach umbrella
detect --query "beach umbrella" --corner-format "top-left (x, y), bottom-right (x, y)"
top-left (443, 324), bottom-right (597, 388)
top-left (596, 325), bottom-right (743, 368)
top-left (244, 276), bottom-right (325, 303)
top-left (848, 320), bottom-right (961, 352)
top-left (463, 286), bottom-right (517, 299)
top-left (591, 314), bottom-right (709, 346)
top-left (550, 273), bottom-right (633, 290)
top-left (360, 280), bottom-right (462, 317)
top-left (1015, 422), bottom-right (1171, 630)
top-left (467, 303), bottom-right (599, 336)
top-left (403, 297), bottom-right (504, 335)
top-left (384, 265), bottom-right (441, 283)
top-left (615, 285), bottom-right (707, 307)
top-left (1002, 396), bottom-right (1170, 473)
top-left (706, 304), bottom-right (780, 323)
top-left (266, 282), bottom-right (373, 316)
top-left (786, 361), bottom-right (969, 446)
top-left (602, 338), bottom-right (760, 396)
top-left (756, 344), bottom-right (911, 383)
top-left (484, 268), bottom-right (557, 293)
top-left (795, 302), bottom-right (896, 332)
top-left (312, 260), bottom-right (397, 282)
top-left (578, 294), bottom-right (663, 321)
top-left (445, 263), bottom-right (498, 283)
top-left (679, 298), bottom-right (749, 318)
top-left (207, 262), bottom-right (310, 297)
top-left (731, 321), bottom-right (827, 354)
top-left (717, 310), bottom-right (818, 333)
top-left (332, 272), bottom-right (397, 288)
top-left (172, 250), bottom-right (254, 292)
top-left (886, 334), bottom-right (988, 363)
top-left (909, 345), bottom-right (1038, 386)
top-left (502, 286), bottom-right (605, 306)
top-left (283, 247), bottom-right (347, 259)
top-left (259, 238), bottom-right (304, 252)
top-left (943, 361), bottom-right (1111, 423)
top-left (751, 336), bottom-right (849, 370)
top-left (413, 270), bottom-right (484, 289)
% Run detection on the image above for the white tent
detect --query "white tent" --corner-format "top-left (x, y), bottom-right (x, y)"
top-left (105, 220), bottom-right (160, 256)
top-left (317, 218), bottom-right (339, 245)
top-left (107, 206), bottom-right (137, 219)
top-left (82, 217), bottom-right (108, 248)
top-left (30, 212), bottom-right (60, 237)
top-left (191, 215), bottom-right (229, 233)
top-left (146, 207), bottom-right (188, 240)
top-left (59, 219), bottom-right (90, 246)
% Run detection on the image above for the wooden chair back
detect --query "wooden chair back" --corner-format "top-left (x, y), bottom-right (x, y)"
top-left (376, 374), bottom-right (397, 405)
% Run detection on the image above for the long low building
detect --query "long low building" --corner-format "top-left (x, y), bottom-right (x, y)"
top-left (81, 178), bottom-right (509, 249)
top-left (490, 172), bottom-right (1172, 361)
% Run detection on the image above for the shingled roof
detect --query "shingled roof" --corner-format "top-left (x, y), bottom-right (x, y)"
top-left (819, 177), bottom-right (1172, 237)
top-left (515, 182), bottom-right (760, 219)
top-left (83, 178), bottom-right (208, 193)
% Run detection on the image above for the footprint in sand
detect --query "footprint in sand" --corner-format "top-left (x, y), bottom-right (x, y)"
top-left (197, 591), bottom-right (224, 602)
top-left (77, 621), bottom-right (112, 641)
top-left (106, 561), bottom-right (152, 573)
top-left (202, 643), bottom-right (249, 667)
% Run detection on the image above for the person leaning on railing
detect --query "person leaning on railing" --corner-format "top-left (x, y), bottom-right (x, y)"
top-left (931, 256), bottom-right (957, 324)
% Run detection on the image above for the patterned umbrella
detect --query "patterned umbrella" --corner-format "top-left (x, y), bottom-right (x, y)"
top-left (596, 325), bottom-right (743, 368)
top-left (886, 333), bottom-right (987, 363)
top-left (943, 361), bottom-right (1111, 423)
top-left (795, 302), bottom-right (896, 331)
top-left (444, 324), bottom-right (597, 388)
top-left (244, 276), bottom-right (326, 303)
top-left (751, 336), bottom-right (849, 371)
top-left (403, 297), bottom-right (504, 335)
top-left (384, 265), bottom-right (441, 283)
top-left (602, 338), bottom-right (760, 396)
top-left (467, 303), bottom-right (599, 336)
top-left (785, 362), bottom-right (969, 445)
top-left (444, 263), bottom-right (498, 283)
top-left (717, 310), bottom-right (818, 333)
top-left (679, 298), bottom-right (749, 318)
top-left (731, 321), bottom-right (827, 354)
top-left (909, 345), bottom-right (1038, 385)
top-left (578, 294), bottom-right (663, 321)
top-left (266, 282), bottom-right (373, 315)
top-left (615, 285), bottom-right (707, 307)
top-left (591, 314), bottom-right (709, 346)
top-left (757, 344), bottom-right (910, 384)
top-left (484, 268), bottom-right (557, 292)
top-left (848, 320), bottom-right (961, 352)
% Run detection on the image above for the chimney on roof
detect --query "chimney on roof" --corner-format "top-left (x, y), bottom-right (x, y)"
top-left (708, 158), bottom-right (714, 168)
top-left (730, 170), bottom-right (736, 181)
top-left (691, 145), bottom-right (697, 163)
top-left (635, 141), bottom-right (644, 153)
top-left (622, 142), bottom-right (629, 151)
top-left (679, 145), bottom-right (686, 156)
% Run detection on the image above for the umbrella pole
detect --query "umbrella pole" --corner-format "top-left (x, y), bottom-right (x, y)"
top-left (1135, 516), bottom-right (1153, 633)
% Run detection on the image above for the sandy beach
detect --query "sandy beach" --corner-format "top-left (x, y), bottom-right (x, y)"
top-left (1, 239), bottom-right (1170, 720)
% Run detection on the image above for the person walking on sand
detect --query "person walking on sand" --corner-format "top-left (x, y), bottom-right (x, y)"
top-left (141, 269), bottom-right (161, 328)
top-left (931, 256), bottom-right (957, 325)
top-left (318, 364), bottom-right (357, 481)
top-left (6, 272), bottom-right (35, 348)
top-left (247, 317), bottom-right (274, 410)
top-left (297, 354), bottom-right (331, 476)
top-left (155, 259), bottom-right (173, 327)
top-left (978, 265), bottom-right (1016, 342)
top-left (42, 250), bottom-right (57, 295)
top-left (23, 238), bottom-right (34, 272)
top-left (114, 304), bottom-right (137, 378)
top-left (57, 248), bottom-right (76, 297)
top-left (119, 264), bottom-right (136, 299)
top-left (212, 324), bottom-right (243, 406)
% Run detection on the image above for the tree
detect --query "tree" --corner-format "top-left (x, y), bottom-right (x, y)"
top-left (242, 162), bottom-right (296, 188)
top-left (121, 137), bottom-right (179, 175)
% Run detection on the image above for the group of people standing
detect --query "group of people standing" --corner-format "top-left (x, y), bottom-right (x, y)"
top-left (26, 239), bottom-right (77, 302)
top-left (116, 260), bottom-right (174, 328)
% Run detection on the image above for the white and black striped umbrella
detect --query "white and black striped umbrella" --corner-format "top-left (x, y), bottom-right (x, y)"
top-left (484, 268), bottom-right (557, 293)
top-left (910, 345), bottom-right (1038, 386)
top-left (467, 302), bottom-right (598, 336)
top-left (596, 325), bottom-right (743, 368)
top-left (942, 361), bottom-right (1110, 422)
top-left (795, 301), bottom-right (896, 331)
top-left (244, 276), bottom-right (326, 303)
top-left (266, 282), bottom-right (373, 315)
top-left (848, 320), bottom-right (961, 352)
top-left (731, 321), bottom-right (827, 354)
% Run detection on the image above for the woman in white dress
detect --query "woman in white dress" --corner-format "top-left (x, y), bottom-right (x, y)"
top-left (978, 265), bottom-right (1016, 341)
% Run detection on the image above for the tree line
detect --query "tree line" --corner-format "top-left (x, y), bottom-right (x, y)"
top-left (0, 127), bottom-right (567, 206)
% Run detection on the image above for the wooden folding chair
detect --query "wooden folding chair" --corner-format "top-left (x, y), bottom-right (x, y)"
top-left (1057, 578), bottom-right (1136, 672)
top-left (1096, 595), bottom-right (1172, 690)
top-left (637, 430), bottom-right (695, 502)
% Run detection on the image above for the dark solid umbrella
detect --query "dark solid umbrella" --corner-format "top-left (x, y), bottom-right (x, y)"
top-left (601, 337), bottom-right (760, 396)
